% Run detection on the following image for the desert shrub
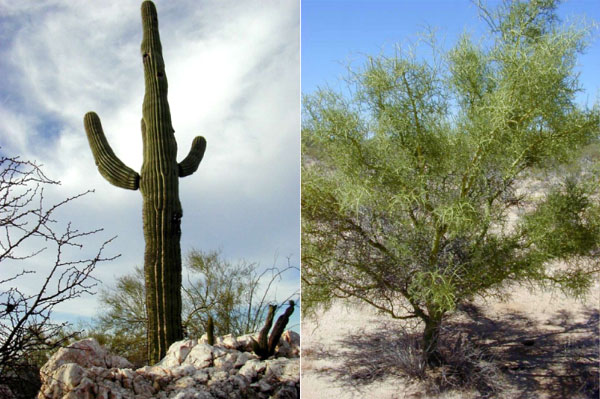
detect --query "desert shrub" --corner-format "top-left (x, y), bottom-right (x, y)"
top-left (302, 0), bottom-right (600, 366)
top-left (85, 250), bottom-right (298, 365)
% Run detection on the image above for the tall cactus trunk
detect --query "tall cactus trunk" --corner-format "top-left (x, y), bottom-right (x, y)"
top-left (139, 0), bottom-right (183, 365)
top-left (83, 0), bottom-right (206, 365)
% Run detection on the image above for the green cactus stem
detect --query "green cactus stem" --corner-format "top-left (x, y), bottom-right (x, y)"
top-left (83, 0), bottom-right (206, 364)
top-left (252, 305), bottom-right (276, 359)
top-left (206, 315), bottom-right (215, 346)
top-left (252, 301), bottom-right (295, 360)
top-left (267, 300), bottom-right (295, 354)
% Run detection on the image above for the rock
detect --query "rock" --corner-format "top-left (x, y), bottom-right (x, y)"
top-left (250, 379), bottom-right (272, 392)
top-left (181, 343), bottom-right (225, 369)
top-left (56, 363), bottom-right (86, 389)
top-left (238, 359), bottom-right (266, 380)
top-left (220, 334), bottom-right (238, 349)
top-left (229, 374), bottom-right (249, 390)
top-left (233, 351), bottom-right (255, 368)
top-left (235, 334), bottom-right (257, 352)
top-left (272, 384), bottom-right (299, 399)
top-left (192, 370), bottom-right (209, 384)
top-left (157, 339), bottom-right (197, 368)
top-left (281, 331), bottom-right (300, 348)
top-left (276, 331), bottom-right (300, 357)
top-left (39, 338), bottom-right (132, 380)
top-left (37, 331), bottom-right (299, 399)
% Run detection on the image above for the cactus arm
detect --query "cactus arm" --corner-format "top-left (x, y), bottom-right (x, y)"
top-left (267, 300), bottom-right (295, 354)
top-left (178, 136), bottom-right (207, 177)
top-left (83, 112), bottom-right (140, 190)
top-left (252, 304), bottom-right (276, 359)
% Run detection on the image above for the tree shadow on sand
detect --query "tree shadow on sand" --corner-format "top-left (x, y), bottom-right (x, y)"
top-left (304, 304), bottom-right (599, 399)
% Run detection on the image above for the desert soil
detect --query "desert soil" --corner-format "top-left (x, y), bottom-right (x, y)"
top-left (301, 282), bottom-right (599, 399)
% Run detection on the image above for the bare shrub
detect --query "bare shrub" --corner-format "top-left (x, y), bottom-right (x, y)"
top-left (0, 155), bottom-right (116, 398)
top-left (430, 330), bottom-right (505, 398)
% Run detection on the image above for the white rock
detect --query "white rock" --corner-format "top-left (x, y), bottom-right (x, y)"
top-left (233, 351), bottom-right (255, 368)
top-left (157, 339), bottom-right (197, 368)
top-left (209, 370), bottom-right (228, 382)
top-left (137, 365), bottom-right (169, 378)
top-left (235, 334), bottom-right (257, 351)
top-left (170, 388), bottom-right (213, 399)
top-left (37, 331), bottom-right (299, 399)
top-left (280, 359), bottom-right (300, 383)
top-left (192, 370), bottom-right (209, 384)
top-left (220, 334), bottom-right (238, 349)
top-left (55, 363), bottom-right (86, 389)
top-left (173, 376), bottom-right (196, 390)
top-left (181, 344), bottom-right (213, 368)
top-left (264, 358), bottom-right (288, 380)
top-left (238, 359), bottom-right (265, 380)
top-left (39, 339), bottom-right (132, 381)
top-left (75, 376), bottom-right (96, 394)
top-left (171, 364), bottom-right (197, 379)
top-left (213, 357), bottom-right (233, 372)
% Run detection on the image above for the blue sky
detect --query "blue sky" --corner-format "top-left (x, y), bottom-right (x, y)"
top-left (0, 1), bottom-right (299, 330)
top-left (302, 0), bottom-right (600, 106)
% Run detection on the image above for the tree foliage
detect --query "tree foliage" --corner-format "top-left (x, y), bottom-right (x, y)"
top-left (89, 250), bottom-right (298, 366)
top-left (86, 267), bottom-right (147, 367)
top-left (301, 0), bottom-right (599, 365)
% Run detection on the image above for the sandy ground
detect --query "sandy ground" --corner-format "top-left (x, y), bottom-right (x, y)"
top-left (301, 282), bottom-right (599, 399)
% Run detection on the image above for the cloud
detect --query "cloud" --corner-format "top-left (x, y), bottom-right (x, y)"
top-left (0, 0), bottom-right (300, 322)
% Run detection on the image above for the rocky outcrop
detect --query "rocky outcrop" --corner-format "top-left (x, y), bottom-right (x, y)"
top-left (37, 331), bottom-right (299, 399)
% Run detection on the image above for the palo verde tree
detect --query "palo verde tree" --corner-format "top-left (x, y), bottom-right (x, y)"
top-left (88, 250), bottom-right (298, 366)
top-left (83, 1), bottom-right (206, 364)
top-left (302, 0), bottom-right (599, 366)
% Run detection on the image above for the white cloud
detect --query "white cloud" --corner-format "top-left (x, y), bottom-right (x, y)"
top-left (0, 0), bottom-right (300, 323)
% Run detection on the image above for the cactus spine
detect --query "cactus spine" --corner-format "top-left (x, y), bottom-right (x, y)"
top-left (83, 1), bottom-right (206, 364)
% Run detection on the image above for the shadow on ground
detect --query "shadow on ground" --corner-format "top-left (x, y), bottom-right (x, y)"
top-left (304, 304), bottom-right (599, 399)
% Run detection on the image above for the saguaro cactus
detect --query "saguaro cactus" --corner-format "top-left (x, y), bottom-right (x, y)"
top-left (83, 1), bottom-right (206, 364)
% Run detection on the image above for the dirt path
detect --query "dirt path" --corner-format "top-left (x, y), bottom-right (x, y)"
top-left (301, 284), bottom-right (599, 399)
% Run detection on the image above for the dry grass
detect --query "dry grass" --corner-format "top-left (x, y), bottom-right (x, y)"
top-left (301, 288), bottom-right (599, 399)
top-left (303, 321), bottom-right (507, 398)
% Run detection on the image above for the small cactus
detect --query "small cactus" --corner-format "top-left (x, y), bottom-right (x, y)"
top-left (83, 1), bottom-right (206, 364)
top-left (206, 316), bottom-right (215, 346)
top-left (252, 300), bottom-right (295, 359)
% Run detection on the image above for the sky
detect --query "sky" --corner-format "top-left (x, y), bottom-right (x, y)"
top-left (0, 1), bottom-right (300, 329)
top-left (302, 0), bottom-right (600, 106)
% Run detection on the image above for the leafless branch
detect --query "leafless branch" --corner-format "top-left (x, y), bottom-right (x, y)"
top-left (0, 154), bottom-right (117, 395)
